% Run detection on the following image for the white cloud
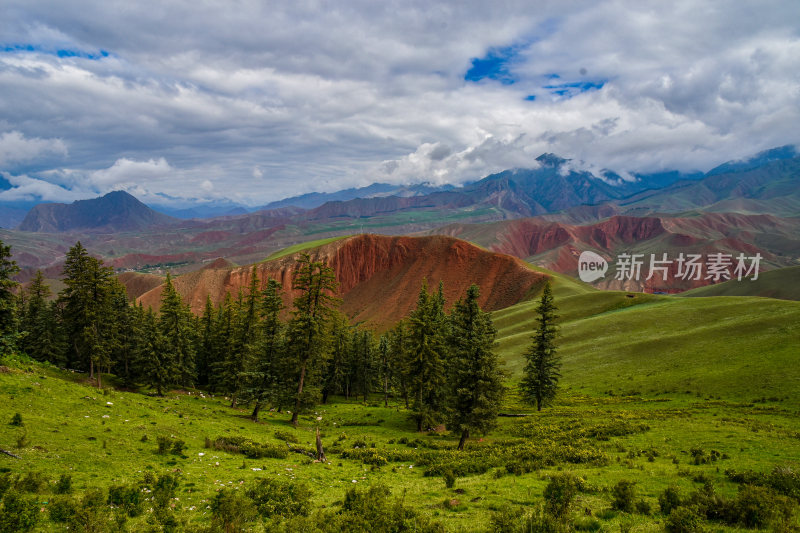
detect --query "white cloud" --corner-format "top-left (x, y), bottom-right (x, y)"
top-left (0, 0), bottom-right (798, 205)
top-left (0, 131), bottom-right (67, 167)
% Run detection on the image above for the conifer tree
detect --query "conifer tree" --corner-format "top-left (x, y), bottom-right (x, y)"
top-left (321, 310), bottom-right (351, 403)
top-left (445, 284), bottom-right (505, 450)
top-left (520, 282), bottom-right (561, 411)
top-left (378, 334), bottom-right (392, 407)
top-left (159, 273), bottom-right (196, 388)
top-left (286, 253), bottom-right (339, 425)
top-left (0, 240), bottom-right (19, 360)
top-left (407, 280), bottom-right (447, 432)
top-left (196, 295), bottom-right (217, 388)
top-left (20, 270), bottom-right (55, 362)
top-left (59, 242), bottom-right (114, 386)
top-left (138, 307), bottom-right (171, 395)
top-left (244, 277), bottom-right (285, 421)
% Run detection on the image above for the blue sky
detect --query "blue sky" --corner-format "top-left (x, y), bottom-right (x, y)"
top-left (0, 0), bottom-right (799, 207)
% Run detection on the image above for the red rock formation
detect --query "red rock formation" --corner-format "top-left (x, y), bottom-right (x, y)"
top-left (137, 234), bottom-right (548, 329)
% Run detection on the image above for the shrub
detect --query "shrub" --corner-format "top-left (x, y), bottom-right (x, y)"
top-left (658, 486), bottom-right (682, 515)
top-left (611, 480), bottom-right (637, 513)
top-left (665, 507), bottom-right (703, 533)
top-left (108, 483), bottom-right (143, 517)
top-left (210, 436), bottom-right (289, 459)
top-left (212, 488), bottom-right (257, 532)
top-left (16, 471), bottom-right (48, 493)
top-left (330, 484), bottom-right (445, 533)
top-left (156, 435), bottom-right (172, 454)
top-left (543, 473), bottom-right (581, 518)
top-left (68, 488), bottom-right (111, 533)
top-left (246, 478), bottom-right (312, 518)
top-left (48, 495), bottom-right (78, 523)
top-left (152, 473), bottom-right (180, 508)
top-left (55, 473), bottom-right (72, 494)
top-left (171, 439), bottom-right (186, 455)
top-left (726, 485), bottom-right (793, 529)
top-left (0, 489), bottom-right (39, 532)
top-left (635, 499), bottom-right (651, 515)
top-left (9, 413), bottom-right (22, 426)
top-left (274, 430), bottom-right (300, 444)
top-left (443, 470), bottom-right (456, 489)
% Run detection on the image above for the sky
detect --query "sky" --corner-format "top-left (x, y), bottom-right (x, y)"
top-left (0, 0), bottom-right (799, 207)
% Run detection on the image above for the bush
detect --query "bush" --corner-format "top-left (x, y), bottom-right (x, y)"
top-left (543, 473), bottom-right (581, 518)
top-left (152, 473), bottom-right (180, 509)
top-left (274, 430), bottom-right (300, 444)
top-left (212, 488), bottom-right (257, 532)
top-left (55, 473), bottom-right (72, 494)
top-left (48, 495), bottom-right (78, 523)
top-left (489, 505), bottom-right (566, 533)
top-left (9, 413), bottom-right (22, 426)
top-left (635, 499), bottom-right (651, 515)
top-left (108, 483), bottom-right (143, 517)
top-left (68, 488), bottom-right (111, 533)
top-left (330, 484), bottom-right (445, 533)
top-left (16, 471), bottom-right (48, 493)
top-left (726, 485), bottom-right (793, 529)
top-left (246, 478), bottom-right (312, 518)
top-left (156, 435), bottom-right (172, 454)
top-left (0, 489), bottom-right (39, 532)
top-left (611, 480), bottom-right (637, 513)
top-left (658, 486), bottom-right (682, 515)
top-left (171, 439), bottom-right (186, 455)
top-left (665, 507), bottom-right (703, 533)
top-left (443, 470), bottom-right (456, 489)
top-left (210, 436), bottom-right (289, 459)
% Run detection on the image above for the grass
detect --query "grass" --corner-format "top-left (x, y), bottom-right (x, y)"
top-left (681, 265), bottom-right (800, 301)
top-left (261, 236), bottom-right (349, 261)
top-left (2, 267), bottom-right (800, 530)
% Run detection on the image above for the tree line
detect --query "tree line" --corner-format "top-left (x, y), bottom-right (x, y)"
top-left (1, 239), bottom-right (560, 449)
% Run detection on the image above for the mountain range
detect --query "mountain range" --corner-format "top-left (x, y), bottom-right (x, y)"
top-left (3, 145), bottom-right (799, 294)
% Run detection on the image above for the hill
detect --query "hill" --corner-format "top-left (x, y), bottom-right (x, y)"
top-left (137, 234), bottom-right (548, 328)
top-left (493, 286), bottom-right (800, 403)
top-left (18, 190), bottom-right (177, 233)
top-left (681, 265), bottom-right (800, 301)
top-left (430, 212), bottom-right (800, 292)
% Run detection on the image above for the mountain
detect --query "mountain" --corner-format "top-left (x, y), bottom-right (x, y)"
top-left (617, 152), bottom-right (800, 216)
top-left (681, 265), bottom-right (800, 301)
top-left (137, 234), bottom-right (548, 329)
top-left (430, 212), bottom-right (800, 292)
top-left (259, 182), bottom-right (455, 211)
top-left (18, 190), bottom-right (178, 233)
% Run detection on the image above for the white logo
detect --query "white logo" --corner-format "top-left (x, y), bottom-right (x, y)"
top-left (578, 251), bottom-right (608, 283)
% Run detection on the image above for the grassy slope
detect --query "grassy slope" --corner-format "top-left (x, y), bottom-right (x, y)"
top-left (494, 269), bottom-right (800, 405)
top-left (261, 236), bottom-right (348, 261)
top-left (681, 265), bottom-right (800, 301)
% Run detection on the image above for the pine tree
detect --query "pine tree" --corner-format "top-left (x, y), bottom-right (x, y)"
top-left (196, 295), bottom-right (217, 388)
top-left (20, 270), bottom-right (53, 362)
top-left (59, 242), bottom-right (115, 386)
top-left (520, 282), bottom-right (561, 411)
top-left (244, 277), bottom-right (285, 421)
top-left (378, 334), bottom-right (392, 408)
top-left (407, 280), bottom-right (448, 432)
top-left (0, 240), bottom-right (20, 360)
top-left (445, 284), bottom-right (505, 450)
top-left (286, 253), bottom-right (339, 426)
top-left (159, 273), bottom-right (196, 388)
top-left (321, 310), bottom-right (351, 403)
top-left (388, 320), bottom-right (411, 409)
top-left (138, 307), bottom-right (171, 396)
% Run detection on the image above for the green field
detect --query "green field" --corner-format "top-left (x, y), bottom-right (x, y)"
top-left (1, 265), bottom-right (799, 531)
top-left (681, 265), bottom-right (800, 301)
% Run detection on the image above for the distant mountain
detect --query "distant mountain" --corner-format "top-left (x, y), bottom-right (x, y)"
top-left (18, 190), bottom-right (177, 232)
top-left (305, 153), bottom-right (699, 220)
top-left (618, 153), bottom-right (800, 216)
top-left (259, 182), bottom-right (455, 210)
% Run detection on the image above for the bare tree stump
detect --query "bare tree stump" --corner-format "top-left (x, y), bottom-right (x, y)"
top-left (315, 427), bottom-right (326, 462)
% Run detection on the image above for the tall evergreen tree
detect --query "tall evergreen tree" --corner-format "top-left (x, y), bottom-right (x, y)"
top-left (378, 334), bottom-right (392, 408)
top-left (243, 277), bottom-right (285, 421)
top-left (286, 253), bottom-right (339, 425)
top-left (59, 242), bottom-right (114, 386)
top-left (138, 307), bottom-right (171, 395)
top-left (321, 310), bottom-right (351, 403)
top-left (0, 240), bottom-right (20, 360)
top-left (196, 295), bottom-right (217, 388)
top-left (159, 273), bottom-right (197, 388)
top-left (407, 280), bottom-right (447, 432)
top-left (445, 284), bottom-right (505, 450)
top-left (19, 270), bottom-right (56, 362)
top-left (520, 282), bottom-right (561, 411)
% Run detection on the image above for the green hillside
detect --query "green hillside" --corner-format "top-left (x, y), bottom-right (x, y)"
top-left (494, 279), bottom-right (800, 404)
top-left (681, 265), bottom-right (800, 301)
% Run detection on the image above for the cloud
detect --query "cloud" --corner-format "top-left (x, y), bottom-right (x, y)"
top-left (0, 131), bottom-right (67, 167)
top-left (0, 0), bottom-right (798, 205)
